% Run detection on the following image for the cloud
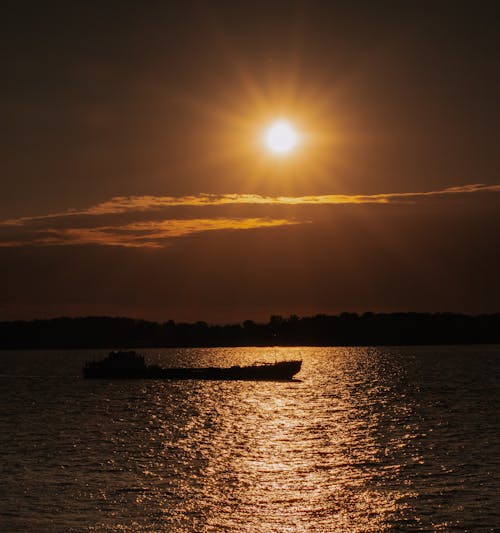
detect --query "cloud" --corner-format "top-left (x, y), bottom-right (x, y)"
top-left (0, 218), bottom-right (301, 248)
top-left (0, 182), bottom-right (498, 248)
top-left (2, 183), bottom-right (499, 228)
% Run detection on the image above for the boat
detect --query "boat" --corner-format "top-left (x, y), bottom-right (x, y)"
top-left (83, 350), bottom-right (302, 381)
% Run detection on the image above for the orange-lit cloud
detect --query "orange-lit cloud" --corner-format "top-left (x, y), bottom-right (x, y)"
top-left (1, 182), bottom-right (498, 248)
top-left (2, 183), bottom-right (499, 227)
top-left (0, 218), bottom-right (301, 248)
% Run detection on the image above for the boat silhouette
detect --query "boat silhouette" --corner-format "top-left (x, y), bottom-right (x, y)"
top-left (83, 350), bottom-right (302, 381)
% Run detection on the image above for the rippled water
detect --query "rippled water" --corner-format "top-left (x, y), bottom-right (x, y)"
top-left (0, 346), bottom-right (499, 531)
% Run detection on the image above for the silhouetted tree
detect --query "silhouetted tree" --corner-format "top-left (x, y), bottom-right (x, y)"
top-left (1, 313), bottom-right (499, 349)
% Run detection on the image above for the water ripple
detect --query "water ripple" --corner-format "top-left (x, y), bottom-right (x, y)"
top-left (0, 345), bottom-right (498, 531)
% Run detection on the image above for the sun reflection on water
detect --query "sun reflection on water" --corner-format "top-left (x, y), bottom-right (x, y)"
top-left (128, 347), bottom-right (414, 532)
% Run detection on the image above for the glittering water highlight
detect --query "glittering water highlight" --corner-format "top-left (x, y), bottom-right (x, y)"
top-left (1, 346), bottom-right (498, 531)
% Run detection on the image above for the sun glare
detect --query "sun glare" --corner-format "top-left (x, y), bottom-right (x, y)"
top-left (264, 119), bottom-right (300, 155)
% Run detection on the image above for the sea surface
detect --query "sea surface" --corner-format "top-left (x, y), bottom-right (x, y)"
top-left (0, 346), bottom-right (498, 532)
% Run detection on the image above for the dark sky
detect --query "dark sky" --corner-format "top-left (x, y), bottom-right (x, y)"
top-left (1, 0), bottom-right (499, 322)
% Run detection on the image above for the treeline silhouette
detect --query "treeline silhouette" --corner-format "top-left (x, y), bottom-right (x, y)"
top-left (1, 313), bottom-right (500, 349)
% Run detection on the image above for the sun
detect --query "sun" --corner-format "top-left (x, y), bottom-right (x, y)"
top-left (264, 119), bottom-right (300, 155)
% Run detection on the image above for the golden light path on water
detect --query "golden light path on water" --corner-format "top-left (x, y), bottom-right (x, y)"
top-left (114, 349), bottom-right (434, 531)
top-left (97, 347), bottom-right (412, 532)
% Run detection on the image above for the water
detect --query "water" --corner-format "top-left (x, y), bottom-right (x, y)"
top-left (0, 346), bottom-right (498, 531)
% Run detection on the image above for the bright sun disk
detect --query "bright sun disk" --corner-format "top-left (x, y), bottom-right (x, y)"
top-left (264, 119), bottom-right (299, 155)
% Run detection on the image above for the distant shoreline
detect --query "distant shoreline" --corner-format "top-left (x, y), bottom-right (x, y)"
top-left (1, 313), bottom-right (499, 349)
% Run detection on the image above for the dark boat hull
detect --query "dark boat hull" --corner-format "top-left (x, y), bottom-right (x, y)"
top-left (149, 361), bottom-right (302, 381)
top-left (83, 352), bottom-right (301, 381)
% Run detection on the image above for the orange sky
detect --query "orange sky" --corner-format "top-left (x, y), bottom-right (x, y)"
top-left (1, 1), bottom-right (499, 322)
